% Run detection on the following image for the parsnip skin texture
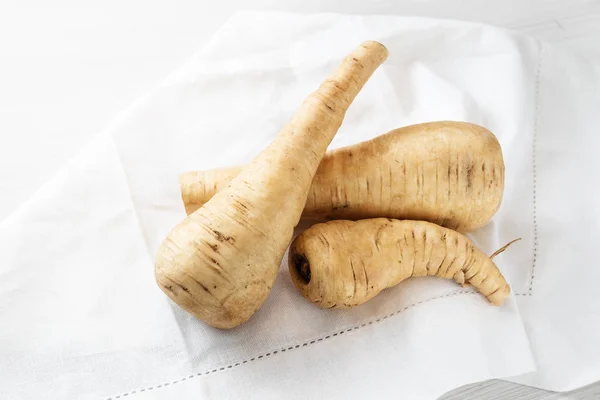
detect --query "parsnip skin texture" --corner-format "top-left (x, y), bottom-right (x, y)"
top-left (288, 219), bottom-right (511, 309)
top-left (154, 41), bottom-right (389, 329)
top-left (180, 121), bottom-right (505, 232)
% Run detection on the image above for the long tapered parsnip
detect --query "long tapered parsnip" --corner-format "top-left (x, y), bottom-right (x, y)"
top-left (288, 219), bottom-right (511, 308)
top-left (154, 41), bottom-right (389, 329)
top-left (179, 121), bottom-right (504, 232)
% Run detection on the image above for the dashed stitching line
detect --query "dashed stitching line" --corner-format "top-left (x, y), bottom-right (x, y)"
top-left (105, 32), bottom-right (547, 400)
top-left (528, 41), bottom-right (543, 296)
top-left (105, 290), bottom-right (476, 399)
top-left (515, 40), bottom-right (543, 297)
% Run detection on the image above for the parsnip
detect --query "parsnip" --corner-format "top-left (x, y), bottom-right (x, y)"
top-left (288, 219), bottom-right (511, 308)
top-left (180, 121), bottom-right (504, 232)
top-left (154, 41), bottom-right (389, 329)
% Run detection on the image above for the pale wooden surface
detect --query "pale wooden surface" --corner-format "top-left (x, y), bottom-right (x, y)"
top-left (444, 380), bottom-right (600, 400)
top-left (1, 0), bottom-right (599, 398)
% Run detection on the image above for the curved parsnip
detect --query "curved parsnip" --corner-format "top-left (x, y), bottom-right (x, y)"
top-left (180, 121), bottom-right (504, 232)
top-left (288, 219), bottom-right (511, 308)
top-left (155, 41), bottom-right (389, 329)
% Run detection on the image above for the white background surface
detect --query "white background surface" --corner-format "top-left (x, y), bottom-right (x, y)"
top-left (1, 1), bottom-right (599, 398)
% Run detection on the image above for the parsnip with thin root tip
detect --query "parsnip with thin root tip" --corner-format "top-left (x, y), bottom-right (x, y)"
top-left (289, 219), bottom-right (514, 308)
top-left (179, 121), bottom-right (504, 232)
top-left (154, 41), bottom-right (389, 329)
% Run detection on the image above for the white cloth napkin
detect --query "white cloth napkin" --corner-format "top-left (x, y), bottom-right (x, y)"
top-left (503, 37), bottom-right (600, 391)
top-left (1, 11), bottom-right (598, 399)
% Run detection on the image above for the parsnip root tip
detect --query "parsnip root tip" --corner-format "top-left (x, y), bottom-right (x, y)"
top-left (490, 238), bottom-right (522, 260)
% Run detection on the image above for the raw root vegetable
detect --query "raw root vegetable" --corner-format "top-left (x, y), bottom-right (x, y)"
top-left (288, 218), bottom-right (512, 308)
top-left (154, 41), bottom-right (389, 329)
top-left (179, 121), bottom-right (504, 232)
